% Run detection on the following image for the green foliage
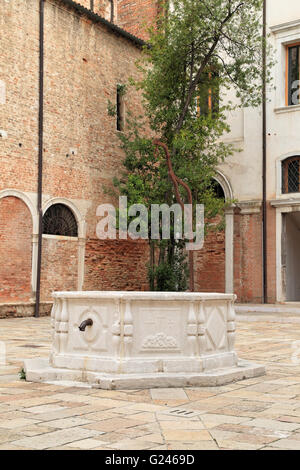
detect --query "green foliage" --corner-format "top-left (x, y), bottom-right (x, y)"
top-left (117, 83), bottom-right (127, 96)
top-left (107, 100), bottom-right (117, 117)
top-left (138, 0), bottom-right (273, 137)
top-left (148, 254), bottom-right (188, 292)
top-left (19, 368), bottom-right (26, 381)
top-left (109, 0), bottom-right (273, 291)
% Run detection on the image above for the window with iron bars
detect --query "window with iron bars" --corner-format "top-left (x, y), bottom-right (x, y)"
top-left (282, 156), bottom-right (300, 194)
top-left (42, 204), bottom-right (78, 237)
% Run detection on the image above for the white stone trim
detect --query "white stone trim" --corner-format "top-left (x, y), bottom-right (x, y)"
top-left (0, 189), bottom-right (39, 297)
top-left (274, 104), bottom-right (300, 114)
top-left (237, 200), bottom-right (262, 215)
top-left (42, 234), bottom-right (79, 241)
top-left (215, 170), bottom-right (234, 200)
top-left (214, 171), bottom-right (234, 294)
top-left (77, 238), bottom-right (86, 291)
top-left (270, 198), bottom-right (300, 302)
top-left (0, 189), bottom-right (38, 233)
top-left (271, 21), bottom-right (300, 109)
top-left (225, 207), bottom-right (234, 295)
top-left (270, 19), bottom-right (300, 35)
top-left (271, 197), bottom-right (300, 208)
top-left (31, 234), bottom-right (38, 299)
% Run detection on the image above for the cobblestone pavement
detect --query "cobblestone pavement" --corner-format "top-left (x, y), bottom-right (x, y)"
top-left (1, 315), bottom-right (300, 450)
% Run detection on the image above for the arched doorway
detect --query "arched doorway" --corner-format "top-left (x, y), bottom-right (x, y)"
top-left (194, 172), bottom-right (234, 294)
top-left (0, 196), bottom-right (33, 302)
top-left (282, 211), bottom-right (300, 301)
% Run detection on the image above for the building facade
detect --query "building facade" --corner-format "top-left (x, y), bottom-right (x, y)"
top-left (2, 0), bottom-right (300, 311)
top-left (0, 0), bottom-right (151, 314)
top-left (115, 0), bottom-right (300, 304)
top-left (218, 0), bottom-right (300, 304)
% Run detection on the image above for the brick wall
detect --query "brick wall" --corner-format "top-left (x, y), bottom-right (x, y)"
top-left (194, 227), bottom-right (225, 293)
top-left (234, 210), bottom-right (263, 303)
top-left (0, 0), bottom-right (149, 306)
top-left (117, 0), bottom-right (160, 39)
top-left (0, 197), bottom-right (33, 302)
top-left (84, 238), bottom-right (149, 290)
top-left (40, 236), bottom-right (78, 301)
top-left (0, 0), bottom-right (39, 193)
top-left (0, 0), bottom-right (278, 307)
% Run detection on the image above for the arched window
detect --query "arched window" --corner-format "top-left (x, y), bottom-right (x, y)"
top-left (282, 156), bottom-right (300, 194)
top-left (42, 204), bottom-right (78, 237)
top-left (210, 179), bottom-right (225, 200)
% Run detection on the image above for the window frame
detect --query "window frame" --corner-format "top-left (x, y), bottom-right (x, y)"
top-left (282, 156), bottom-right (300, 194)
top-left (286, 42), bottom-right (300, 106)
top-left (197, 69), bottom-right (220, 117)
top-left (116, 84), bottom-right (125, 132)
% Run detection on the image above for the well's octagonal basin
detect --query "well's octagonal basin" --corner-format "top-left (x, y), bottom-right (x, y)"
top-left (24, 291), bottom-right (265, 389)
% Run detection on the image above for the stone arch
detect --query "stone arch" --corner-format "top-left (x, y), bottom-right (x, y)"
top-left (0, 194), bottom-right (33, 302)
top-left (214, 170), bottom-right (234, 201)
top-left (0, 189), bottom-right (38, 233)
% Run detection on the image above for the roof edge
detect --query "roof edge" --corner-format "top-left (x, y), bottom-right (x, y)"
top-left (57, 0), bottom-right (146, 47)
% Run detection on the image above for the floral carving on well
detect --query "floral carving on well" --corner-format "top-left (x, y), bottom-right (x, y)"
top-left (142, 332), bottom-right (178, 350)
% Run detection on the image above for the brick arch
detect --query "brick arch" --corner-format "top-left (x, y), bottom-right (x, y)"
top-left (0, 196), bottom-right (33, 302)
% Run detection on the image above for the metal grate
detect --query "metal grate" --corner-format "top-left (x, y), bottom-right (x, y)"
top-left (162, 408), bottom-right (202, 418)
top-left (287, 159), bottom-right (300, 193)
top-left (42, 204), bottom-right (78, 237)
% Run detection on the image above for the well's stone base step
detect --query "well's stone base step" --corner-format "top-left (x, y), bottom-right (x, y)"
top-left (24, 358), bottom-right (265, 390)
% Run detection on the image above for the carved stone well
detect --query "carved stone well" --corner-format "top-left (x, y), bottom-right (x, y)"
top-left (24, 291), bottom-right (265, 389)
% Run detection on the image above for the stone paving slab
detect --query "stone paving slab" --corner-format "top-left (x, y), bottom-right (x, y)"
top-left (1, 316), bottom-right (300, 449)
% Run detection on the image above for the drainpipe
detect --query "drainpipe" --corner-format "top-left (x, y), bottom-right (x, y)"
top-left (262, 0), bottom-right (267, 303)
top-left (109, 0), bottom-right (114, 22)
top-left (35, 0), bottom-right (45, 318)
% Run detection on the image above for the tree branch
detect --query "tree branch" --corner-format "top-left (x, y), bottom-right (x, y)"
top-left (174, 2), bottom-right (244, 133)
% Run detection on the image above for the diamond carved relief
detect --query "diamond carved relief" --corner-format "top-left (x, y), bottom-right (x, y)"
top-left (205, 306), bottom-right (227, 352)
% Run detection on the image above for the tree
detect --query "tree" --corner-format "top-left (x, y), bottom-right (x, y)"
top-left (110, 0), bottom-right (273, 291)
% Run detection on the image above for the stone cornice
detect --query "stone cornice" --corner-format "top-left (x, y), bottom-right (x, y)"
top-left (237, 200), bottom-right (262, 215)
top-left (270, 198), bottom-right (300, 208)
top-left (270, 19), bottom-right (300, 34)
